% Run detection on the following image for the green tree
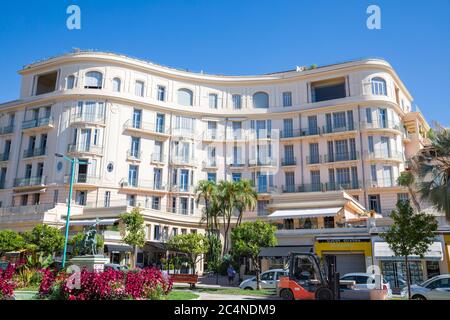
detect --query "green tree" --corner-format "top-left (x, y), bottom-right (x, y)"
top-left (413, 127), bottom-right (450, 221)
top-left (167, 233), bottom-right (209, 275)
top-left (382, 201), bottom-right (438, 299)
top-left (120, 207), bottom-right (146, 268)
top-left (0, 230), bottom-right (25, 257)
top-left (397, 171), bottom-right (421, 212)
top-left (195, 180), bottom-right (219, 231)
top-left (23, 224), bottom-right (64, 256)
top-left (69, 232), bottom-right (104, 256)
top-left (234, 180), bottom-right (257, 226)
top-left (217, 180), bottom-right (239, 255)
top-left (231, 221), bottom-right (277, 290)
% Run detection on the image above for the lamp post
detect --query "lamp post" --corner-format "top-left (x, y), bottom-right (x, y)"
top-left (55, 153), bottom-right (88, 268)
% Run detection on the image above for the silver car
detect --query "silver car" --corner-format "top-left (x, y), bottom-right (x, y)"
top-left (403, 274), bottom-right (450, 300)
top-left (239, 269), bottom-right (288, 290)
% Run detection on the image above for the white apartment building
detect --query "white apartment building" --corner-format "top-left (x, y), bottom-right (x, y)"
top-left (0, 51), bottom-right (434, 271)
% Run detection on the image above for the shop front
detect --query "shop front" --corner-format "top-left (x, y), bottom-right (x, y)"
top-left (373, 240), bottom-right (445, 293)
top-left (314, 237), bottom-right (373, 276)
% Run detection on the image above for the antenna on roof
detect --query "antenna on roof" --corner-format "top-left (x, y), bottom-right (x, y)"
top-left (296, 66), bottom-right (306, 72)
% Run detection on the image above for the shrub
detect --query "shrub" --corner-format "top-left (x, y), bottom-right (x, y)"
top-left (38, 267), bottom-right (172, 300)
top-left (0, 264), bottom-right (16, 300)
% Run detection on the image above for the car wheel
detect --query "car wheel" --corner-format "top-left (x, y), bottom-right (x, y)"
top-left (280, 289), bottom-right (294, 300)
top-left (244, 287), bottom-right (254, 290)
top-left (412, 295), bottom-right (427, 300)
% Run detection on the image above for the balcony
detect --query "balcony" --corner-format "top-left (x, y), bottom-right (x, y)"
top-left (323, 151), bottom-right (359, 163)
top-left (0, 153), bottom-right (10, 162)
top-left (281, 158), bottom-right (297, 166)
top-left (121, 179), bottom-right (166, 192)
top-left (13, 176), bottom-right (46, 189)
top-left (168, 207), bottom-right (190, 216)
top-left (366, 179), bottom-right (399, 189)
top-left (203, 159), bottom-right (218, 169)
top-left (0, 125), bottom-right (14, 135)
top-left (67, 144), bottom-right (104, 156)
top-left (70, 113), bottom-right (105, 126)
top-left (170, 156), bottom-right (197, 167)
top-left (306, 155), bottom-right (322, 165)
top-left (228, 161), bottom-right (246, 169)
top-left (280, 128), bottom-right (321, 139)
top-left (151, 153), bottom-right (166, 164)
top-left (64, 174), bottom-right (100, 186)
top-left (325, 181), bottom-right (362, 191)
top-left (321, 123), bottom-right (357, 135)
top-left (22, 117), bottom-right (54, 132)
top-left (281, 183), bottom-right (324, 193)
top-left (169, 185), bottom-right (194, 193)
top-left (23, 147), bottom-right (46, 159)
top-left (362, 120), bottom-right (402, 132)
top-left (203, 130), bottom-right (222, 141)
top-left (364, 150), bottom-right (403, 162)
top-left (123, 120), bottom-right (169, 138)
top-left (253, 185), bottom-right (277, 194)
top-left (248, 158), bottom-right (277, 167)
top-left (126, 149), bottom-right (142, 162)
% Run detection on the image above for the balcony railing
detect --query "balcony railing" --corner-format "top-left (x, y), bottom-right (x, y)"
top-left (70, 113), bottom-right (105, 124)
top-left (127, 149), bottom-right (142, 161)
top-left (306, 155), bottom-right (322, 165)
top-left (323, 151), bottom-right (360, 163)
top-left (280, 127), bottom-right (321, 139)
top-left (362, 120), bottom-right (402, 131)
top-left (364, 150), bottom-right (403, 161)
top-left (203, 159), bottom-right (217, 168)
top-left (121, 179), bottom-right (166, 191)
top-left (203, 130), bottom-right (222, 140)
top-left (281, 183), bottom-right (324, 193)
top-left (151, 153), bottom-right (166, 163)
top-left (171, 156), bottom-right (197, 166)
top-left (170, 185), bottom-right (194, 193)
top-left (68, 144), bottom-right (104, 155)
top-left (0, 153), bottom-right (9, 162)
top-left (14, 176), bottom-right (46, 188)
top-left (22, 117), bottom-right (53, 130)
top-left (366, 179), bottom-right (399, 188)
top-left (281, 157), bottom-right (297, 166)
top-left (248, 158), bottom-right (277, 167)
top-left (229, 161), bottom-right (246, 168)
top-left (325, 181), bottom-right (362, 191)
top-left (123, 120), bottom-right (168, 135)
top-left (253, 185), bottom-right (277, 194)
top-left (321, 123), bottom-right (357, 134)
top-left (64, 174), bottom-right (100, 185)
top-left (23, 147), bottom-right (46, 159)
top-left (0, 125), bottom-right (14, 135)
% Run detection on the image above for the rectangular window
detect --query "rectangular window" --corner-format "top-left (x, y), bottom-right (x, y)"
top-left (349, 138), bottom-right (357, 160)
top-left (347, 110), bottom-right (354, 130)
top-left (397, 193), bottom-right (409, 204)
top-left (307, 116), bottom-right (318, 135)
top-left (368, 195), bottom-right (381, 213)
top-left (128, 165), bottom-right (139, 187)
top-left (311, 78), bottom-right (346, 102)
top-left (209, 94), bottom-right (218, 109)
top-left (157, 85), bottom-right (166, 101)
top-left (156, 114), bottom-right (165, 133)
top-left (285, 172), bottom-right (295, 192)
top-left (33, 193), bottom-right (40, 205)
top-left (283, 92), bottom-right (292, 107)
top-left (383, 166), bottom-right (393, 187)
top-left (21, 195), bottom-right (28, 206)
top-left (132, 109), bottom-right (142, 129)
top-left (153, 168), bottom-right (162, 189)
top-left (25, 164), bottom-right (32, 179)
top-left (335, 140), bottom-right (349, 161)
top-left (257, 200), bottom-right (269, 216)
top-left (368, 136), bottom-right (374, 153)
top-left (366, 108), bottom-right (373, 123)
top-left (284, 145), bottom-right (295, 164)
top-left (333, 112), bottom-right (347, 130)
top-left (283, 118), bottom-right (294, 138)
top-left (207, 172), bottom-right (217, 182)
top-left (351, 167), bottom-right (359, 189)
top-left (310, 171), bottom-right (321, 191)
top-left (328, 168), bottom-right (335, 190)
top-left (53, 189), bottom-right (59, 204)
top-left (154, 225), bottom-right (161, 240)
top-left (152, 196), bottom-right (161, 210)
top-left (135, 81), bottom-right (144, 97)
top-left (232, 173), bottom-right (242, 182)
top-left (104, 191), bottom-right (111, 207)
top-left (336, 168), bottom-right (351, 187)
top-left (309, 143), bottom-right (320, 164)
top-left (371, 165), bottom-right (377, 183)
top-left (232, 94), bottom-right (242, 109)
top-left (76, 191), bottom-right (87, 206)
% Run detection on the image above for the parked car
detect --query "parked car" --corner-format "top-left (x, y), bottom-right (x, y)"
top-left (340, 273), bottom-right (392, 298)
top-left (104, 263), bottom-right (129, 271)
top-left (239, 269), bottom-right (288, 290)
top-left (403, 275), bottom-right (450, 300)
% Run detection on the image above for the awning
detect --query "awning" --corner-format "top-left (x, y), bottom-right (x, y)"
top-left (259, 246), bottom-right (313, 257)
top-left (267, 207), bottom-right (342, 220)
top-left (147, 241), bottom-right (168, 251)
top-left (70, 219), bottom-right (119, 226)
top-left (104, 244), bottom-right (133, 253)
top-left (373, 242), bottom-right (444, 261)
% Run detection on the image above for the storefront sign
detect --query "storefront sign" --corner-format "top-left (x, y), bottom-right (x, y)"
top-left (374, 242), bottom-right (444, 261)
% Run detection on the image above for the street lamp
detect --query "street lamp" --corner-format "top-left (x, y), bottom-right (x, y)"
top-left (55, 153), bottom-right (88, 268)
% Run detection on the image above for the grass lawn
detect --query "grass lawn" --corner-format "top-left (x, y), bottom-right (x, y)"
top-left (166, 290), bottom-right (199, 300)
top-left (174, 286), bottom-right (276, 297)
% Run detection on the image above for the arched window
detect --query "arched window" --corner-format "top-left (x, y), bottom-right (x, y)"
top-left (66, 75), bottom-right (75, 90)
top-left (253, 92), bottom-right (269, 108)
top-left (85, 71), bottom-right (103, 89)
top-left (113, 78), bottom-right (121, 92)
top-left (371, 77), bottom-right (387, 96)
top-left (178, 88), bottom-right (193, 106)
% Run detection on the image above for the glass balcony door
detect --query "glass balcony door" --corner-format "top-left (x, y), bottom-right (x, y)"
top-left (79, 129), bottom-right (91, 152)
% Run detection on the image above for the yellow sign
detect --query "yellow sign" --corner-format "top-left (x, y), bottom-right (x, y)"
top-left (315, 241), bottom-right (372, 257)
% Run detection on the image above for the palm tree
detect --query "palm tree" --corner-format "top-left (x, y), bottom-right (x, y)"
top-left (217, 181), bottom-right (239, 255)
top-left (414, 127), bottom-right (450, 221)
top-left (195, 180), bottom-right (219, 232)
top-left (397, 171), bottom-right (421, 212)
top-left (235, 180), bottom-right (258, 226)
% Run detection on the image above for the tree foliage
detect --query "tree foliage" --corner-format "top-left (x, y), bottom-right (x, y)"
top-left (120, 208), bottom-right (146, 267)
top-left (231, 221), bottom-right (277, 290)
top-left (0, 230), bottom-right (25, 257)
top-left (382, 201), bottom-right (438, 298)
top-left (22, 224), bottom-right (64, 256)
top-left (167, 233), bottom-right (209, 274)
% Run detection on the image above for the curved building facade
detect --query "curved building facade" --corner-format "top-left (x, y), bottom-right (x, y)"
top-left (0, 51), bottom-right (431, 268)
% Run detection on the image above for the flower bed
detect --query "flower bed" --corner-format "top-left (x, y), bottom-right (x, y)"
top-left (38, 267), bottom-right (172, 300)
top-left (0, 264), bottom-right (16, 300)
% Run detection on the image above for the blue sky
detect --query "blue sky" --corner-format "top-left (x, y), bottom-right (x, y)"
top-left (0, 0), bottom-right (449, 125)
